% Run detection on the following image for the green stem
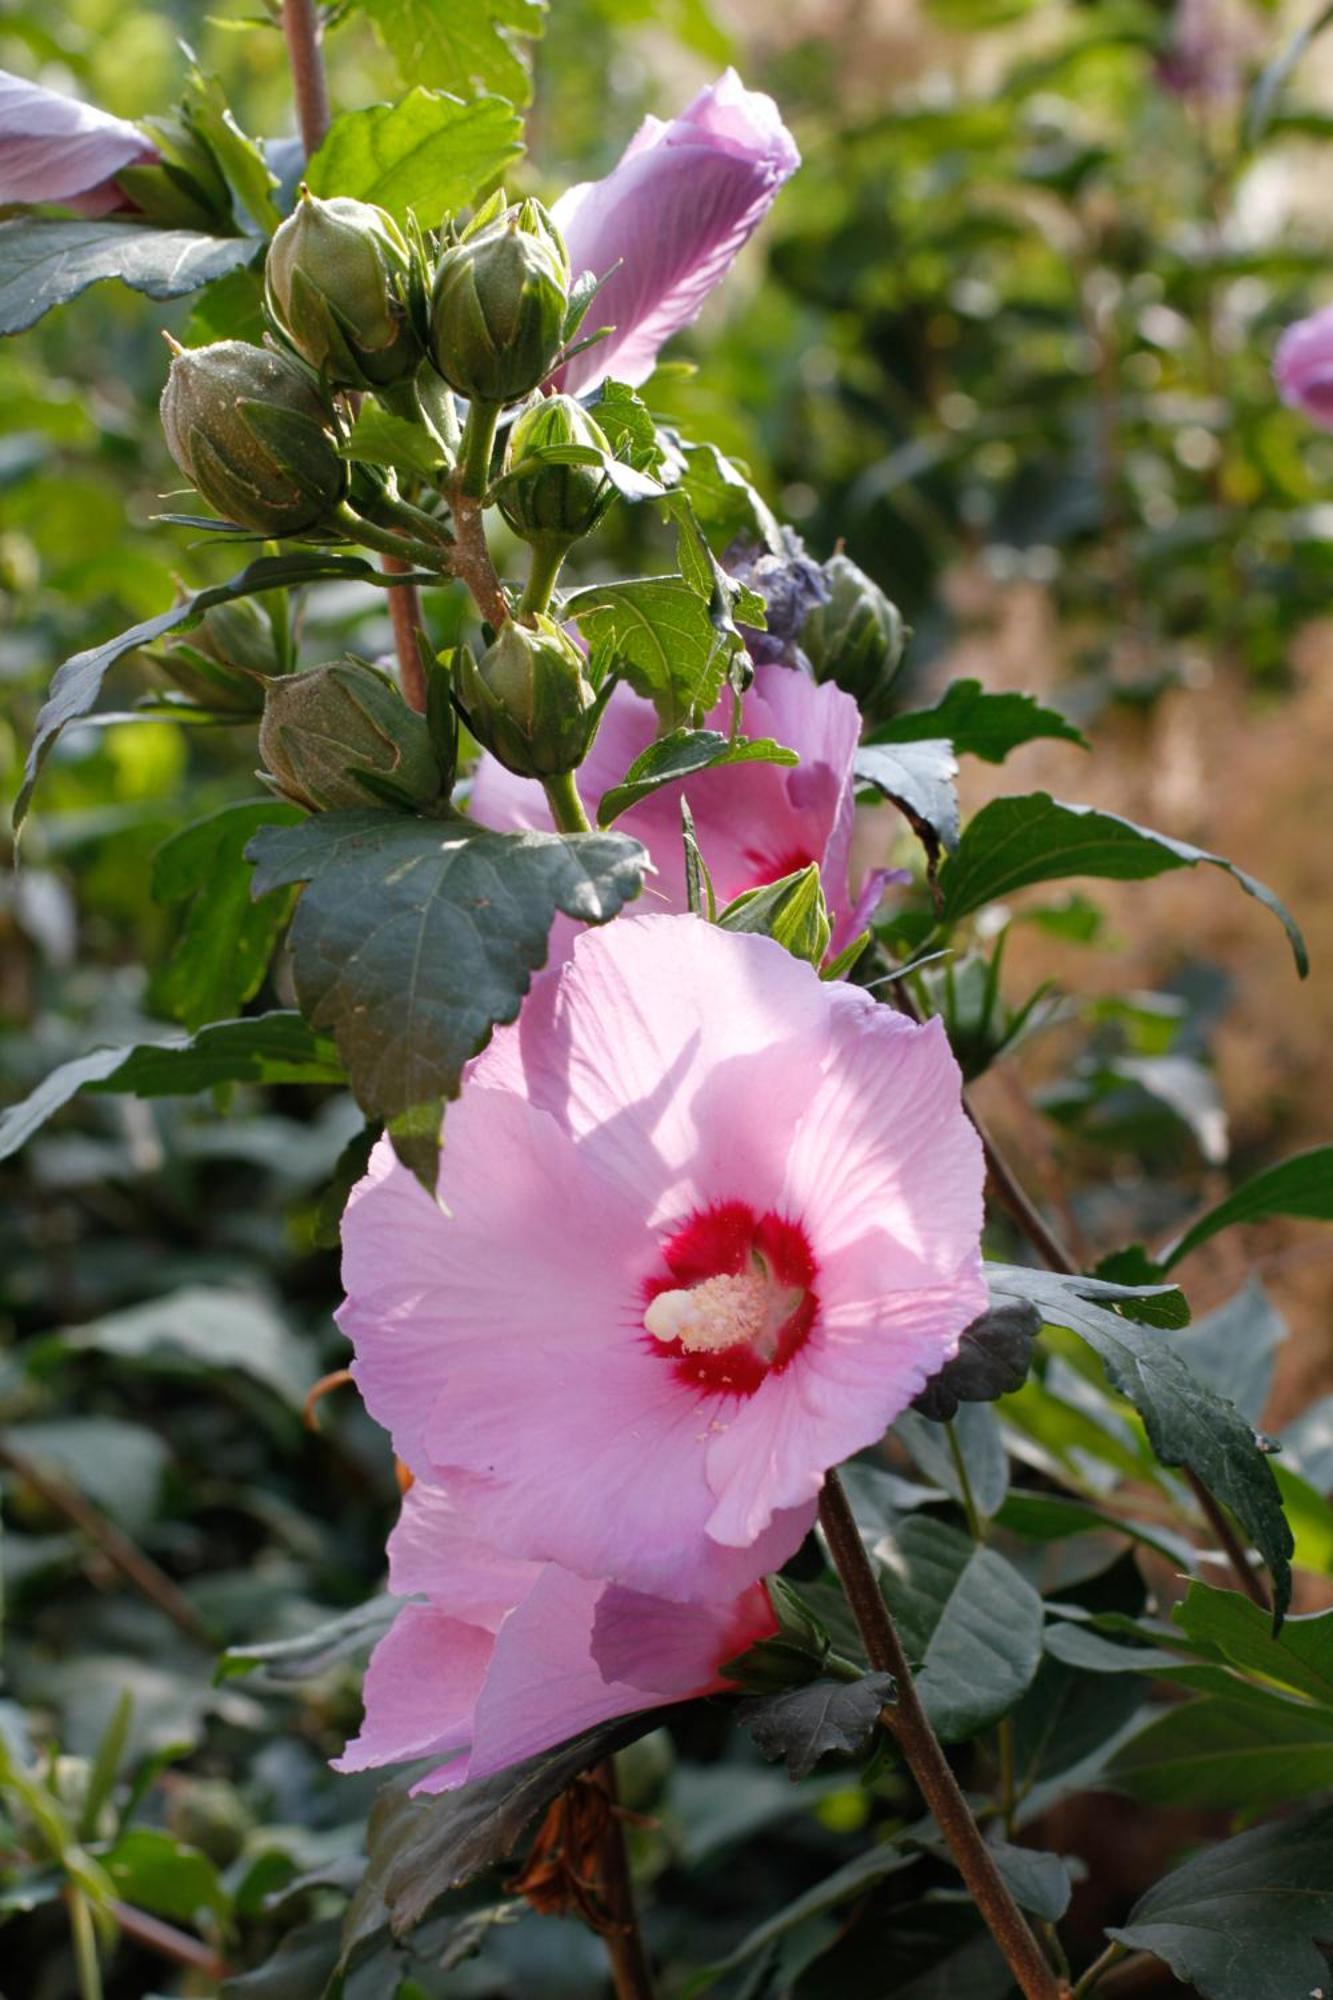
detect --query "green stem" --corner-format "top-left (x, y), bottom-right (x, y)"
top-left (458, 398), bottom-right (502, 501)
top-left (542, 768), bottom-right (592, 834)
top-left (1071, 1940), bottom-right (1130, 1998)
top-left (519, 536), bottom-right (570, 618)
top-left (67, 1887), bottom-right (103, 2000)
top-left (332, 502), bottom-right (442, 572)
top-left (945, 1421), bottom-right (983, 1542)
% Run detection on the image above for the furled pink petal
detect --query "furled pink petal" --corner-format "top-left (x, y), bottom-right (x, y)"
top-left (551, 68), bottom-right (798, 394)
top-left (1275, 307), bottom-right (1333, 430)
top-left (470, 663), bottom-right (863, 941)
top-left (339, 915), bottom-right (986, 1602)
top-left (336, 1489), bottom-right (779, 1793)
top-left (0, 70), bottom-right (158, 214)
top-left (387, 1480), bottom-right (539, 1631)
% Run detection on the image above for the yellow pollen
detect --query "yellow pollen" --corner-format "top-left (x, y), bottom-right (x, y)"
top-left (644, 1272), bottom-right (768, 1354)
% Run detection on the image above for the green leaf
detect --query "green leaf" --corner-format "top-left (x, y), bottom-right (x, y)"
top-left (0, 1015), bottom-right (342, 1164)
top-left (874, 679), bottom-right (1087, 762)
top-left (989, 1265), bottom-right (1294, 1626)
top-left (5, 1417), bottom-right (169, 1533)
top-left (854, 740), bottom-right (960, 866)
top-left (16, 552), bottom-right (424, 830)
top-left (1167, 1280), bottom-right (1285, 1425)
top-left (151, 802), bottom-right (301, 1030)
top-left (565, 577), bottom-right (741, 730)
top-left (735, 1673), bottom-right (895, 1780)
top-left (669, 436), bottom-right (782, 551)
top-left (937, 793), bottom-right (1308, 976)
top-left (0, 219), bottom-right (253, 337)
top-left (219, 1597), bottom-right (397, 1683)
top-left (356, 0), bottom-right (547, 107)
top-left (1107, 1803), bottom-right (1333, 2000)
top-left (1010, 1657), bottom-right (1146, 1804)
top-left (246, 811), bottom-right (647, 1182)
top-left (305, 88), bottom-right (523, 225)
top-left (1163, 1145), bottom-right (1333, 1270)
top-left (597, 729), bottom-right (797, 826)
top-left (340, 1718), bottom-right (646, 1969)
top-left (910, 1298), bottom-right (1040, 1422)
top-left (341, 402), bottom-right (448, 482)
top-left (104, 1827), bottom-right (228, 1924)
top-left (1174, 1581), bottom-right (1333, 1705)
top-left (683, 1840), bottom-right (918, 1992)
top-left (874, 1515), bottom-right (1044, 1740)
top-left (55, 1285), bottom-right (315, 1406)
top-left (181, 67), bottom-right (280, 234)
top-left (894, 1405), bottom-right (1010, 1520)
top-left (1110, 1688), bottom-right (1333, 1809)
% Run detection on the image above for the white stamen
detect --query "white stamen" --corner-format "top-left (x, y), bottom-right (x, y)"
top-left (645, 1273), bottom-right (768, 1354)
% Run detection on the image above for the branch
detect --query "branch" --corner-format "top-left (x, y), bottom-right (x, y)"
top-left (592, 1759), bottom-right (657, 2000)
top-left (281, 0), bottom-right (331, 156)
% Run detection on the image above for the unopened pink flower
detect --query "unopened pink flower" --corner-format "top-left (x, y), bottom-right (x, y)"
top-left (551, 68), bottom-right (799, 395)
top-left (334, 1478), bottom-right (776, 1792)
top-left (0, 70), bottom-right (158, 216)
top-left (339, 915), bottom-right (986, 1603)
top-left (1275, 308), bottom-right (1333, 431)
top-left (471, 662), bottom-right (883, 949)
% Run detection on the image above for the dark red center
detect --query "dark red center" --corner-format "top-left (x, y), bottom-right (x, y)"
top-left (742, 844), bottom-right (816, 890)
top-left (642, 1200), bottom-right (818, 1397)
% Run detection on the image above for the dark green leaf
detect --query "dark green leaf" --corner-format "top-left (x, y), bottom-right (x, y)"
top-left (910, 1299), bottom-right (1040, 1421)
top-left (1167, 1280), bottom-right (1285, 1424)
top-left (937, 793), bottom-right (1307, 975)
top-left (246, 811), bottom-right (646, 1182)
top-left (684, 1840), bottom-right (918, 1992)
top-left (58, 1286), bottom-right (314, 1405)
top-left (220, 1597), bottom-right (397, 1683)
top-left (874, 1516), bottom-right (1044, 1740)
top-left (220, 1920), bottom-right (343, 2000)
top-left (1164, 1145), bottom-right (1333, 1270)
top-left (855, 740), bottom-right (960, 866)
top-left (1107, 1804), bottom-right (1333, 2000)
top-left (1174, 1581), bottom-right (1333, 1704)
top-left (597, 728), bottom-right (797, 826)
top-left (874, 679), bottom-right (1086, 762)
top-left (989, 1264), bottom-right (1293, 1626)
top-left (1110, 1687), bottom-right (1333, 1809)
top-left (736, 1673), bottom-right (895, 1780)
top-left (356, 0), bottom-right (547, 107)
top-left (306, 88), bottom-right (523, 224)
top-left (565, 576), bottom-right (741, 729)
top-left (152, 802), bottom-right (301, 1030)
top-left (16, 553), bottom-right (426, 830)
top-left (1010, 1657), bottom-right (1146, 1804)
top-left (0, 219), bottom-right (253, 337)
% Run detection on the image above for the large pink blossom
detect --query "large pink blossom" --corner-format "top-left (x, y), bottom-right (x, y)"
top-left (1275, 308), bottom-right (1333, 431)
top-left (471, 662), bottom-right (880, 948)
top-left (0, 70), bottom-right (158, 216)
top-left (335, 1478), bottom-right (776, 1792)
top-left (338, 915), bottom-right (986, 1603)
top-left (551, 69), bottom-right (799, 395)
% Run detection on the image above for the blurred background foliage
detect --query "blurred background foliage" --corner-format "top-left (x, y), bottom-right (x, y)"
top-left (6, 0), bottom-right (1333, 1994)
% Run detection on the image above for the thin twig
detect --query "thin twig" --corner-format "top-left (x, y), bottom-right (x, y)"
top-left (591, 1759), bottom-right (657, 2000)
top-left (281, 0), bottom-right (331, 156)
top-left (818, 1472), bottom-right (1067, 2000)
top-left (109, 1901), bottom-right (228, 1980)
top-left (0, 1439), bottom-right (212, 1646)
top-left (380, 555), bottom-right (429, 711)
top-left (1071, 1938), bottom-right (1131, 1998)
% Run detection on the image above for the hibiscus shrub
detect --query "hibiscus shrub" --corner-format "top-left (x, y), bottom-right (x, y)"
top-left (4, 6), bottom-right (1333, 2000)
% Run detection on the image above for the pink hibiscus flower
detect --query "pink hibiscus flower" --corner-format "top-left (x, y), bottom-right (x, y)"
top-left (338, 915), bottom-right (986, 1603)
top-left (0, 70), bottom-right (158, 216)
top-left (470, 662), bottom-right (882, 949)
top-left (335, 1478), bottom-right (776, 1793)
top-left (551, 69), bottom-right (799, 396)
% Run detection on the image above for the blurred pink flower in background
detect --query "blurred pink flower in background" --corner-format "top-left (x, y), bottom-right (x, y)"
top-left (1275, 308), bottom-right (1333, 430)
top-left (335, 1480), bottom-right (776, 1792)
top-left (552, 68), bottom-right (799, 394)
top-left (471, 662), bottom-right (882, 947)
top-left (1154, 0), bottom-right (1261, 102)
top-left (338, 915), bottom-right (986, 1605)
top-left (0, 69), bottom-right (158, 216)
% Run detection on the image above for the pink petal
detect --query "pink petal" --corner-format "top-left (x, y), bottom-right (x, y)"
top-left (1275, 308), bottom-right (1333, 430)
top-left (0, 69), bottom-right (157, 208)
top-left (332, 1602), bottom-right (490, 1776)
top-left (591, 1580), bottom-right (776, 1694)
top-left (387, 1481), bottom-right (539, 1632)
top-left (552, 68), bottom-right (798, 394)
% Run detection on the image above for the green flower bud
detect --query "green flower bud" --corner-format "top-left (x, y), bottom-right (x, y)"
top-left (266, 191), bottom-right (423, 391)
top-left (429, 201), bottom-right (569, 406)
top-left (718, 863), bottom-right (832, 969)
top-left (156, 598), bottom-right (281, 715)
top-left (117, 110), bottom-right (234, 232)
top-left (498, 394), bottom-right (615, 546)
top-left (258, 658), bottom-right (444, 813)
top-left (454, 616), bottom-right (598, 779)
top-left (801, 553), bottom-right (908, 720)
top-left (160, 340), bottom-right (347, 537)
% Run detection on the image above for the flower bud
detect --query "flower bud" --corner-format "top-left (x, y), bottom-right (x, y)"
top-left (258, 658), bottom-right (444, 813)
top-left (117, 110), bottom-right (233, 232)
top-left (429, 201), bottom-right (569, 406)
top-left (498, 394), bottom-right (615, 546)
top-left (453, 616), bottom-right (598, 779)
top-left (160, 340), bottom-right (347, 537)
top-left (266, 191), bottom-right (423, 391)
top-left (800, 553), bottom-right (908, 719)
top-left (156, 598), bottom-right (281, 714)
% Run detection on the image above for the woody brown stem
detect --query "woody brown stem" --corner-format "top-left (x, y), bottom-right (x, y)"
top-left (281, 0), bottom-right (331, 157)
top-left (380, 556), bottom-right (429, 711)
top-left (592, 1759), bottom-right (656, 2000)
